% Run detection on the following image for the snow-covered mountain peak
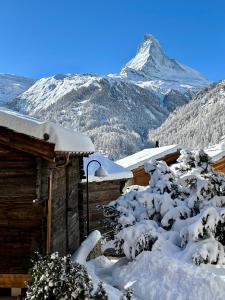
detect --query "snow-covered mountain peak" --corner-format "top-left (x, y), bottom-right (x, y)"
top-left (120, 34), bottom-right (209, 88)
top-left (120, 34), bottom-right (166, 77)
top-left (6, 34), bottom-right (212, 159)
top-left (143, 33), bottom-right (160, 44)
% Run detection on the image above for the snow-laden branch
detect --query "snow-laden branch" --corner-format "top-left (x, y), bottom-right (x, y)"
top-left (72, 230), bottom-right (101, 265)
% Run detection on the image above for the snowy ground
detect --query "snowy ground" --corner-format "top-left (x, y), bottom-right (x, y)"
top-left (87, 251), bottom-right (225, 300)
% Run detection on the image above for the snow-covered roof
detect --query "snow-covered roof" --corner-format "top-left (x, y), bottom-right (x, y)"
top-left (82, 154), bottom-right (133, 182)
top-left (0, 108), bottom-right (95, 153)
top-left (205, 140), bottom-right (225, 162)
top-left (116, 145), bottom-right (188, 171)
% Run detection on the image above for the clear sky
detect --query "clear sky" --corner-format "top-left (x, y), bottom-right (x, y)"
top-left (0, 0), bottom-right (224, 81)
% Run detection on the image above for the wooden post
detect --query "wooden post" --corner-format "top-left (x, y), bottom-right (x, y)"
top-left (46, 174), bottom-right (53, 254)
top-left (65, 164), bottom-right (70, 253)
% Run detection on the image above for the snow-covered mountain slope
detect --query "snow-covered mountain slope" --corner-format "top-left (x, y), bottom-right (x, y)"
top-left (149, 80), bottom-right (225, 149)
top-left (0, 73), bottom-right (34, 106)
top-left (11, 74), bottom-right (165, 158)
top-left (10, 34), bottom-right (210, 159)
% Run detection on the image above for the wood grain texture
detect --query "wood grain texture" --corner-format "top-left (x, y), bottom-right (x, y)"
top-left (0, 274), bottom-right (30, 288)
top-left (51, 158), bottom-right (81, 255)
top-left (0, 138), bottom-right (83, 277)
top-left (0, 144), bottom-right (45, 274)
top-left (212, 157), bottom-right (225, 173)
top-left (80, 179), bottom-right (126, 234)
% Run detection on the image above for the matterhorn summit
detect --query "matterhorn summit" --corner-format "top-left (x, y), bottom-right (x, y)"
top-left (121, 34), bottom-right (209, 88)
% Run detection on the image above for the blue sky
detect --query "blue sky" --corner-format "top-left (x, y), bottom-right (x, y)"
top-left (0, 0), bottom-right (224, 81)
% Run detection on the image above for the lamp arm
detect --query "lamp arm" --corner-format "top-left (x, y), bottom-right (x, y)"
top-left (86, 160), bottom-right (101, 173)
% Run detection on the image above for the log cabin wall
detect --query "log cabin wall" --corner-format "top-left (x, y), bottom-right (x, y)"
top-left (50, 163), bottom-right (67, 255)
top-left (0, 143), bottom-right (83, 275)
top-left (66, 159), bottom-right (81, 253)
top-left (0, 143), bottom-right (45, 274)
top-left (80, 179), bottom-right (126, 236)
top-left (0, 124), bottom-right (92, 289)
top-left (50, 157), bottom-right (81, 255)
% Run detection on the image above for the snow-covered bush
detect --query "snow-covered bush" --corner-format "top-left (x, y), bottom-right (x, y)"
top-left (103, 150), bottom-right (225, 265)
top-left (26, 252), bottom-right (108, 300)
top-left (120, 288), bottom-right (133, 300)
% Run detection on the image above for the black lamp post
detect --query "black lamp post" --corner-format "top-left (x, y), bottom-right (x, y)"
top-left (86, 159), bottom-right (107, 235)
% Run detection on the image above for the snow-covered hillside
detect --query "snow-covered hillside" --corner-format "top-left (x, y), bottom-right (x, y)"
top-left (11, 74), bottom-right (163, 158)
top-left (10, 35), bottom-right (210, 159)
top-left (149, 80), bottom-right (225, 149)
top-left (0, 73), bottom-right (34, 106)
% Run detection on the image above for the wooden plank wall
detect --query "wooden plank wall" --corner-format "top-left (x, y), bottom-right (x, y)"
top-left (0, 144), bottom-right (44, 274)
top-left (80, 180), bottom-right (126, 235)
top-left (67, 159), bottom-right (81, 253)
top-left (51, 158), bottom-right (80, 255)
top-left (50, 164), bottom-right (66, 255)
top-left (212, 157), bottom-right (225, 174)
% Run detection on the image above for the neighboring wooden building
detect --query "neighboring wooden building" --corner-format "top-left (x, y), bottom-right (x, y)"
top-left (80, 154), bottom-right (133, 233)
top-left (212, 157), bottom-right (225, 173)
top-left (0, 108), bottom-right (94, 292)
top-left (116, 145), bottom-right (187, 186)
top-left (205, 145), bottom-right (225, 174)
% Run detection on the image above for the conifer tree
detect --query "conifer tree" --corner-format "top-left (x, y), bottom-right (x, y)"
top-left (92, 282), bottom-right (108, 300)
top-left (26, 252), bottom-right (93, 300)
top-left (103, 150), bottom-right (225, 265)
top-left (120, 288), bottom-right (133, 300)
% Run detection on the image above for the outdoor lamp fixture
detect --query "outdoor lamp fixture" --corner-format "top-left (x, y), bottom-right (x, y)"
top-left (86, 160), bottom-right (107, 235)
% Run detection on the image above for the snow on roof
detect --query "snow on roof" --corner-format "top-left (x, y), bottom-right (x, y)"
top-left (205, 140), bottom-right (225, 162)
top-left (82, 154), bottom-right (133, 182)
top-left (116, 145), bottom-right (188, 170)
top-left (0, 108), bottom-right (95, 153)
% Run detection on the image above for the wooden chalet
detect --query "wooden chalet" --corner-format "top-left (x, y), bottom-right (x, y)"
top-left (205, 144), bottom-right (225, 174)
top-left (116, 145), bottom-right (187, 186)
top-left (0, 108), bottom-right (94, 295)
top-left (80, 154), bottom-right (133, 233)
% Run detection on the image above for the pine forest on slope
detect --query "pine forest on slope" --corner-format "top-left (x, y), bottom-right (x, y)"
top-left (150, 80), bottom-right (225, 150)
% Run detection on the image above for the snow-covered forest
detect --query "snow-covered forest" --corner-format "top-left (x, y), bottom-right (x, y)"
top-left (150, 80), bottom-right (225, 149)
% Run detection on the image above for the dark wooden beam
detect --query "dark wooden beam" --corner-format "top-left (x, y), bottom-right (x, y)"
top-left (0, 126), bottom-right (55, 161)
